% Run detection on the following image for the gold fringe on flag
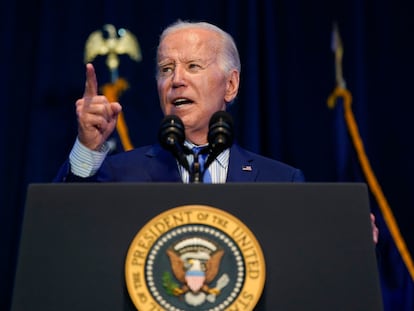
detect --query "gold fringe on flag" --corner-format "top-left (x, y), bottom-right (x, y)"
top-left (102, 79), bottom-right (134, 151)
top-left (327, 86), bottom-right (414, 281)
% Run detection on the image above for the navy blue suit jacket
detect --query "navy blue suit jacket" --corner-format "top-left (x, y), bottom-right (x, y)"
top-left (55, 143), bottom-right (304, 182)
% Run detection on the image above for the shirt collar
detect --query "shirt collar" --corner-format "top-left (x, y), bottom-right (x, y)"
top-left (183, 141), bottom-right (229, 168)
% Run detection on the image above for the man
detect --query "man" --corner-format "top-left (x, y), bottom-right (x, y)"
top-left (54, 20), bottom-right (304, 183)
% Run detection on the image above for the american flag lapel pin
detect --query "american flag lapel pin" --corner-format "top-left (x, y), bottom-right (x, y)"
top-left (242, 165), bottom-right (252, 171)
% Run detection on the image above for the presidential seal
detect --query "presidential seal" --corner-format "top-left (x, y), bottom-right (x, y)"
top-left (125, 205), bottom-right (265, 311)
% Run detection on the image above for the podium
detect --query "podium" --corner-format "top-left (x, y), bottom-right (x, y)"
top-left (11, 183), bottom-right (383, 311)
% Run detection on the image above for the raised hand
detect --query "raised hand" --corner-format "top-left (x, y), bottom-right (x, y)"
top-left (76, 63), bottom-right (122, 150)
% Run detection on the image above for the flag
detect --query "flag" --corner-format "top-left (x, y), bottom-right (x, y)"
top-left (328, 23), bottom-right (414, 311)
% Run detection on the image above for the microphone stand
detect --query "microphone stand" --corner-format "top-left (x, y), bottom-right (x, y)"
top-left (190, 111), bottom-right (234, 183)
top-left (189, 146), bottom-right (209, 183)
top-left (158, 111), bottom-right (234, 184)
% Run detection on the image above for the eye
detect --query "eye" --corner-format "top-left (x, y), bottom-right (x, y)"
top-left (158, 63), bottom-right (175, 76)
top-left (188, 62), bottom-right (202, 72)
top-left (161, 66), bottom-right (172, 74)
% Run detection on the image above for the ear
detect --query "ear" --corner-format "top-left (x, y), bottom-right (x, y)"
top-left (224, 70), bottom-right (240, 103)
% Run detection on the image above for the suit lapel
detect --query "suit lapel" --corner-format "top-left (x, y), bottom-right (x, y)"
top-left (227, 144), bottom-right (258, 182)
top-left (145, 145), bottom-right (182, 182)
top-left (145, 143), bottom-right (259, 182)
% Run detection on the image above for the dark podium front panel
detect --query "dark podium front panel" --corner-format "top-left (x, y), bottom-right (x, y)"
top-left (11, 183), bottom-right (383, 311)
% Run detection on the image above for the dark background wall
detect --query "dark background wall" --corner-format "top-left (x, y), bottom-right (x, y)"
top-left (1, 0), bottom-right (413, 310)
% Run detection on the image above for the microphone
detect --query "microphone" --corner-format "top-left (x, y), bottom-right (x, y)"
top-left (205, 111), bottom-right (234, 169)
top-left (158, 115), bottom-right (190, 171)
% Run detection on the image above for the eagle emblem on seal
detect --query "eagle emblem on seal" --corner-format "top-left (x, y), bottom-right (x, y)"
top-left (164, 237), bottom-right (230, 306)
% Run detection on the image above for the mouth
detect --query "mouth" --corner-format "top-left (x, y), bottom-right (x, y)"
top-left (172, 98), bottom-right (194, 107)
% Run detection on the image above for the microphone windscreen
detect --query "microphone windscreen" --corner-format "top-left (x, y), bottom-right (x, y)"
top-left (158, 115), bottom-right (185, 150)
top-left (208, 110), bottom-right (234, 128)
top-left (208, 111), bottom-right (234, 149)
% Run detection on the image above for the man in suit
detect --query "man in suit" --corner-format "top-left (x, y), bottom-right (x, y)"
top-left (55, 20), bottom-right (304, 183)
top-left (55, 20), bottom-right (380, 242)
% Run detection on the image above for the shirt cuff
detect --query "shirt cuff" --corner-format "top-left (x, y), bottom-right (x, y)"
top-left (69, 138), bottom-right (110, 177)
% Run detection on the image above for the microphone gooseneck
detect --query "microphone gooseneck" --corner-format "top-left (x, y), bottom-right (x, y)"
top-left (158, 115), bottom-right (190, 171)
top-left (205, 110), bottom-right (234, 169)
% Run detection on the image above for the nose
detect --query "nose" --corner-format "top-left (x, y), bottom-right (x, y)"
top-left (171, 65), bottom-right (186, 88)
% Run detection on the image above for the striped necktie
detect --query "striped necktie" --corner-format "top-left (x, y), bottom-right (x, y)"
top-left (192, 146), bottom-right (212, 183)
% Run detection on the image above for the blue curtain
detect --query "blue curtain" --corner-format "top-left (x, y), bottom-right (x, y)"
top-left (1, 0), bottom-right (413, 310)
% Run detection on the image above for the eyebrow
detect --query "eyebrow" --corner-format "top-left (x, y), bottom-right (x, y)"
top-left (157, 57), bottom-right (209, 68)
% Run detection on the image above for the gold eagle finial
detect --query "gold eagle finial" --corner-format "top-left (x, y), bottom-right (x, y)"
top-left (84, 24), bottom-right (142, 81)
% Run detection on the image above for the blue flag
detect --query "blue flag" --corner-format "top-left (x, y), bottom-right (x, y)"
top-left (328, 24), bottom-right (414, 311)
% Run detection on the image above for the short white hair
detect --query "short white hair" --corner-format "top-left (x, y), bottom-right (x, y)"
top-left (157, 20), bottom-right (241, 75)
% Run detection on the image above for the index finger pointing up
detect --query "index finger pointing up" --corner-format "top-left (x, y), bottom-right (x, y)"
top-left (83, 63), bottom-right (98, 98)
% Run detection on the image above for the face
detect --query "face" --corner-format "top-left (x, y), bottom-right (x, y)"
top-left (156, 28), bottom-right (239, 144)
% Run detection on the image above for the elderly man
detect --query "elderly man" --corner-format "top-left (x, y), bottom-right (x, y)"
top-left (55, 21), bottom-right (304, 183)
